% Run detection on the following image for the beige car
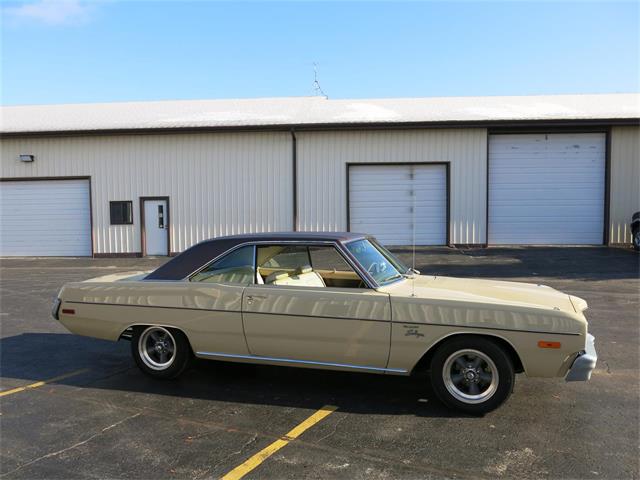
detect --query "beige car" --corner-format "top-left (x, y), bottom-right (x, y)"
top-left (53, 232), bottom-right (597, 414)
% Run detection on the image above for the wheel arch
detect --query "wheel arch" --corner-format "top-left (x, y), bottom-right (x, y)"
top-left (118, 323), bottom-right (192, 350)
top-left (411, 332), bottom-right (525, 375)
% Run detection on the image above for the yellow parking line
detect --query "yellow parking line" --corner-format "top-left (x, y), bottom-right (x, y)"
top-left (220, 404), bottom-right (338, 480)
top-left (0, 369), bottom-right (89, 397)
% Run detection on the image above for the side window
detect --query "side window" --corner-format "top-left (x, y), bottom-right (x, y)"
top-left (259, 245), bottom-right (310, 270)
top-left (256, 244), bottom-right (365, 289)
top-left (309, 246), bottom-right (365, 288)
top-left (309, 246), bottom-right (352, 272)
top-left (190, 246), bottom-right (255, 284)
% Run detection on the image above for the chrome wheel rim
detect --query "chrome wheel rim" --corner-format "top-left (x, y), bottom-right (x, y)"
top-left (442, 349), bottom-right (499, 404)
top-left (139, 326), bottom-right (176, 371)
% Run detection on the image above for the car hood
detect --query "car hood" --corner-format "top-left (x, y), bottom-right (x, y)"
top-left (382, 275), bottom-right (584, 314)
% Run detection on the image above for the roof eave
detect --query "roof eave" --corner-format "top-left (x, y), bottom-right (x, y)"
top-left (1, 117), bottom-right (639, 138)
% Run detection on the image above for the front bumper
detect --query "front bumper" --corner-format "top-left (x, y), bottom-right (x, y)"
top-left (565, 334), bottom-right (598, 382)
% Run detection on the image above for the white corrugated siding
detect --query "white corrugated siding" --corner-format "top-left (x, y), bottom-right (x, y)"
top-left (348, 164), bottom-right (447, 245)
top-left (0, 132), bottom-right (293, 254)
top-left (296, 129), bottom-right (487, 245)
top-left (609, 126), bottom-right (640, 244)
top-left (488, 133), bottom-right (606, 245)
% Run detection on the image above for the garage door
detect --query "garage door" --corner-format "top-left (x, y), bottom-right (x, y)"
top-left (349, 164), bottom-right (447, 245)
top-left (488, 133), bottom-right (605, 245)
top-left (0, 179), bottom-right (91, 256)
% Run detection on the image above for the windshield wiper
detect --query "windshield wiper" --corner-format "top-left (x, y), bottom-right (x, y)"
top-left (381, 274), bottom-right (403, 284)
top-left (404, 267), bottom-right (420, 276)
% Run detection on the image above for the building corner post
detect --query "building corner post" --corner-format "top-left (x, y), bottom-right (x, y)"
top-left (291, 129), bottom-right (298, 231)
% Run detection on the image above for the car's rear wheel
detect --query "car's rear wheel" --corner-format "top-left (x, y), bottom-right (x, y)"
top-left (633, 228), bottom-right (640, 251)
top-left (430, 336), bottom-right (514, 415)
top-left (131, 326), bottom-right (192, 379)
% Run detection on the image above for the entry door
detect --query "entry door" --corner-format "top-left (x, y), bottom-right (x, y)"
top-left (143, 199), bottom-right (168, 256)
top-left (242, 285), bottom-right (391, 369)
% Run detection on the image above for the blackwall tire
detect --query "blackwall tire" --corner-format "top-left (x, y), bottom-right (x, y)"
top-left (131, 326), bottom-right (192, 379)
top-left (633, 230), bottom-right (640, 251)
top-left (430, 336), bottom-right (515, 415)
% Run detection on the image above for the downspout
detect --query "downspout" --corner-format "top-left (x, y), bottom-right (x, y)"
top-left (291, 129), bottom-right (298, 231)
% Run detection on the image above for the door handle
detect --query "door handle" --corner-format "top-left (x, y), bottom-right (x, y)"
top-left (246, 294), bottom-right (267, 304)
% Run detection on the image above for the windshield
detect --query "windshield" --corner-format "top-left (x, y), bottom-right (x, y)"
top-left (369, 238), bottom-right (409, 274)
top-left (345, 239), bottom-right (404, 286)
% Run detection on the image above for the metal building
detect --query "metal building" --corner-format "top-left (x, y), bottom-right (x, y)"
top-left (1, 94), bottom-right (638, 257)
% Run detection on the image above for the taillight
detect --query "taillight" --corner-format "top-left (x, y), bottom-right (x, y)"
top-left (538, 341), bottom-right (561, 349)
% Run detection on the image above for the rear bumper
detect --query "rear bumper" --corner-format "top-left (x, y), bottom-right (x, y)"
top-left (565, 334), bottom-right (597, 382)
top-left (51, 298), bottom-right (61, 320)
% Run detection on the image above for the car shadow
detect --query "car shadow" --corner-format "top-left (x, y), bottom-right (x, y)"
top-left (0, 332), bottom-right (467, 419)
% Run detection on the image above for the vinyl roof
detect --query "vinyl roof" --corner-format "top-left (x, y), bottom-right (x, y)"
top-left (145, 231), bottom-right (367, 280)
top-left (2, 93), bottom-right (639, 135)
top-left (209, 231), bottom-right (366, 242)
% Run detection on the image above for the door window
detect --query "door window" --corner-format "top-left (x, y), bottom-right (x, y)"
top-left (190, 245), bottom-right (255, 284)
top-left (257, 245), bottom-right (365, 288)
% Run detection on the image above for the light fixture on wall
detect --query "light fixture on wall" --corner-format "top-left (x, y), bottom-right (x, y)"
top-left (19, 154), bottom-right (35, 163)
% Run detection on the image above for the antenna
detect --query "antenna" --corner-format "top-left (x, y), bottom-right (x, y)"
top-left (312, 62), bottom-right (328, 98)
top-left (411, 167), bottom-right (416, 297)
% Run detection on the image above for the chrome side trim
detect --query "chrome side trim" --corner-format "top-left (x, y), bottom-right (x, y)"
top-left (195, 351), bottom-right (408, 374)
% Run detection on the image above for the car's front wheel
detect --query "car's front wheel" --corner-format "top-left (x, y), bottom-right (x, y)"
top-left (131, 326), bottom-right (192, 379)
top-left (430, 336), bottom-right (514, 415)
top-left (633, 228), bottom-right (640, 251)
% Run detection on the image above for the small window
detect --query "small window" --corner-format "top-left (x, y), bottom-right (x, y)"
top-left (190, 245), bottom-right (255, 284)
top-left (110, 201), bottom-right (133, 225)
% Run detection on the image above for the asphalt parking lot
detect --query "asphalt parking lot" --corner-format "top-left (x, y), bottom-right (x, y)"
top-left (1, 247), bottom-right (638, 479)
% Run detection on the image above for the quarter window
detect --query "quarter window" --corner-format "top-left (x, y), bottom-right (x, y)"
top-left (190, 245), bottom-right (255, 284)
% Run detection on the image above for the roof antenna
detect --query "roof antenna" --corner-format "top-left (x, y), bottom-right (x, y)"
top-left (411, 166), bottom-right (416, 297)
top-left (312, 62), bottom-right (328, 99)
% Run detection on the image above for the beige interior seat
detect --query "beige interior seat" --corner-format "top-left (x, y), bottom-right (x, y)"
top-left (270, 265), bottom-right (326, 287)
top-left (265, 271), bottom-right (289, 284)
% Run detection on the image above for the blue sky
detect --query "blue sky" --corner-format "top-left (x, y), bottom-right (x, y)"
top-left (1, 1), bottom-right (638, 105)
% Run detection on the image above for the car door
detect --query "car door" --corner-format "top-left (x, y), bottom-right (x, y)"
top-left (242, 244), bottom-right (392, 370)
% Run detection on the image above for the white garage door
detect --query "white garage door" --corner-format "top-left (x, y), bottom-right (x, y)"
top-left (488, 133), bottom-right (605, 245)
top-left (349, 164), bottom-right (447, 245)
top-left (0, 179), bottom-right (91, 256)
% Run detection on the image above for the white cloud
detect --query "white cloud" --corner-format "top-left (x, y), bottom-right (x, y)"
top-left (3, 0), bottom-right (95, 26)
